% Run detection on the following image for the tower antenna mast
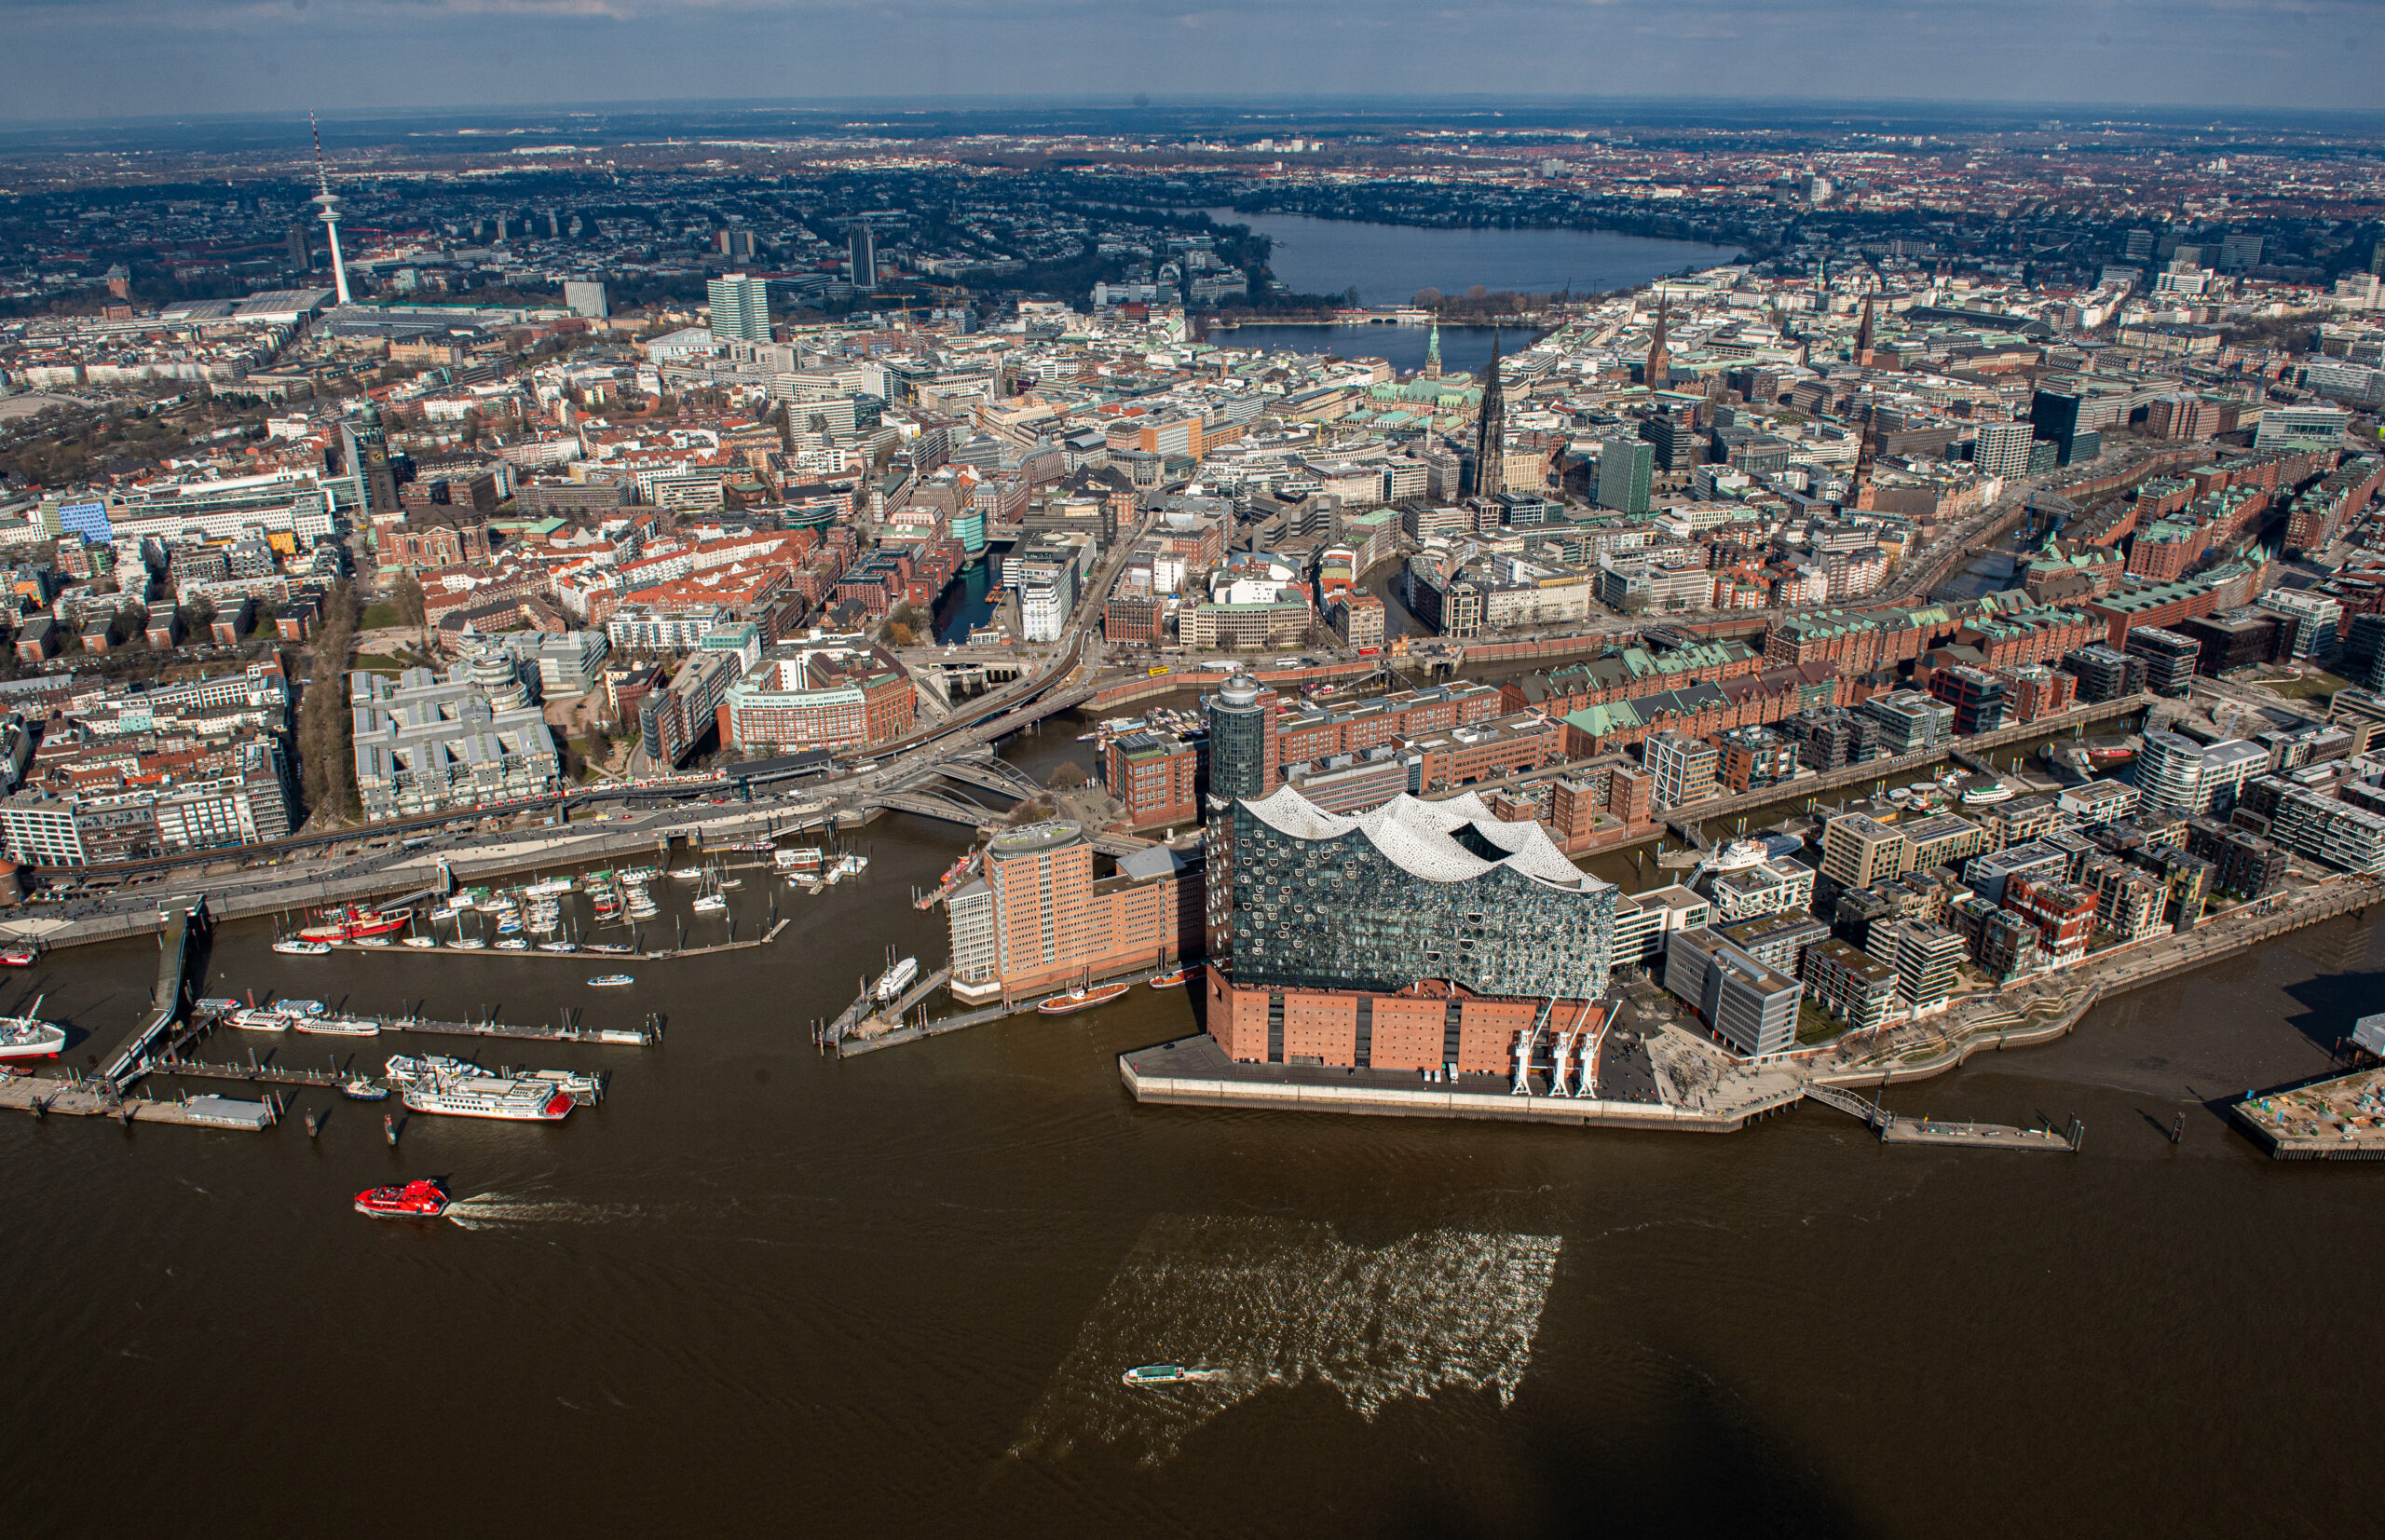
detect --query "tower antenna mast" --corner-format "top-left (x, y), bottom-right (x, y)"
top-left (309, 112), bottom-right (352, 307)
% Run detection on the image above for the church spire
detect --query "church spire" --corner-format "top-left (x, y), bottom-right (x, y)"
top-left (1855, 288), bottom-right (1875, 361)
top-left (1646, 293), bottom-right (1671, 386)
top-left (1424, 321), bottom-right (1442, 379)
top-left (1472, 328), bottom-right (1506, 494)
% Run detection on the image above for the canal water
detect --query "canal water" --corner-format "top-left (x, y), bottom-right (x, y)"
top-left (5, 802), bottom-right (2382, 1538)
top-left (933, 556), bottom-right (1002, 646)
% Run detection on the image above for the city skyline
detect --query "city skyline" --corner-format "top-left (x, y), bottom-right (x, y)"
top-left (7, 1), bottom-right (2385, 123)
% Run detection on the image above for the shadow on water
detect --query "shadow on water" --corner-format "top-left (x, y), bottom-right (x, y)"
top-left (2275, 965), bottom-right (2382, 1058)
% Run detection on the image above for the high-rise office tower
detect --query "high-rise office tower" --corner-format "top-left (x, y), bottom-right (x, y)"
top-left (1205, 672), bottom-right (1278, 809)
top-left (707, 274), bottom-right (771, 344)
top-left (563, 279), bottom-right (609, 320)
top-left (848, 223), bottom-right (878, 293)
top-left (1596, 437), bottom-right (1653, 514)
top-left (285, 222), bottom-right (310, 274)
top-left (1974, 421), bottom-right (2035, 478)
top-left (340, 403), bottom-right (398, 517)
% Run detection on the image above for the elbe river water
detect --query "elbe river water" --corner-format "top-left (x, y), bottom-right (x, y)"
top-left (5, 742), bottom-right (2382, 1538)
top-left (6, 214), bottom-right (2381, 1533)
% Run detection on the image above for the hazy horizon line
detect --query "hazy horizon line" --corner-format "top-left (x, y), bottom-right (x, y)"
top-left (6, 92), bottom-right (2385, 135)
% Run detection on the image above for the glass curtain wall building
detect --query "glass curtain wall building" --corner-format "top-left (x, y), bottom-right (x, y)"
top-left (1227, 785), bottom-right (1616, 1000)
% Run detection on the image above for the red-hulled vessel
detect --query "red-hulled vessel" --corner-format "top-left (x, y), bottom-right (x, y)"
top-left (1038, 980), bottom-right (1131, 1015)
top-left (353, 1178), bottom-right (451, 1220)
top-left (300, 906), bottom-right (412, 943)
top-left (0, 948), bottom-right (37, 967)
top-left (1146, 966), bottom-right (1197, 988)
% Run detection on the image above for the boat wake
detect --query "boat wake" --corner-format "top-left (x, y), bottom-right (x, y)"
top-left (1011, 1214), bottom-right (1561, 1466)
top-left (442, 1192), bottom-right (655, 1229)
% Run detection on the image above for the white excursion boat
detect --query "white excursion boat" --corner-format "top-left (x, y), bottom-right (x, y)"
top-left (229, 1007), bottom-right (293, 1033)
top-left (401, 1070), bottom-right (575, 1123)
top-left (0, 997), bottom-right (67, 1061)
top-left (381, 1053), bottom-right (476, 1086)
top-left (691, 893), bottom-right (728, 913)
top-left (295, 1015), bottom-right (380, 1038)
top-left (873, 957), bottom-right (920, 1002)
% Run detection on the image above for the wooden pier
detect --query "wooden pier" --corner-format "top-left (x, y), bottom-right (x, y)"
top-left (0, 1074), bottom-right (276, 1131)
top-left (198, 1004), bottom-right (657, 1049)
top-left (97, 901), bottom-right (207, 1089)
top-left (1877, 1113), bottom-right (2082, 1152)
top-left (320, 917), bottom-right (789, 962)
top-left (838, 1003), bottom-right (1008, 1057)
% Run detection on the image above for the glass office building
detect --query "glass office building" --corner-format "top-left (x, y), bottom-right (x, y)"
top-left (1205, 672), bottom-right (1276, 807)
top-left (1228, 785), bottom-right (1616, 1000)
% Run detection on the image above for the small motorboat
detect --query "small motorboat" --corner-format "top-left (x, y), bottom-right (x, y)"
top-left (271, 937), bottom-right (332, 956)
top-left (353, 1178), bottom-right (450, 1220)
top-left (340, 1076), bottom-right (388, 1101)
top-left (587, 974), bottom-right (635, 988)
top-left (538, 940), bottom-right (578, 954)
top-left (494, 937), bottom-right (530, 952)
top-left (1120, 1364), bottom-right (1221, 1386)
top-left (402, 936), bottom-right (438, 949)
top-left (691, 893), bottom-right (728, 913)
top-left (1147, 966), bottom-right (1196, 988)
top-left (452, 935), bottom-right (488, 950)
top-left (586, 943), bottom-right (634, 955)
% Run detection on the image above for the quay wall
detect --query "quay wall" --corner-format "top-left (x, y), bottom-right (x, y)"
top-left (1120, 1058), bottom-right (1801, 1131)
top-left (4, 803), bottom-right (838, 951)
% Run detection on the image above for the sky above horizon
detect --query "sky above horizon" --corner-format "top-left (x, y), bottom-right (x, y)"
top-left (4, 0), bottom-right (2381, 125)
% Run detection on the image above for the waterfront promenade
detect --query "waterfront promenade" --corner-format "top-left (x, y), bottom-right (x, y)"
top-left (1118, 871), bottom-right (2385, 1135)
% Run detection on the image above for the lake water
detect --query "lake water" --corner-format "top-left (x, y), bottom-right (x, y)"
top-left (7, 803), bottom-right (2384, 1537)
top-left (1204, 208), bottom-right (1744, 308)
top-left (1204, 322), bottom-right (1517, 377)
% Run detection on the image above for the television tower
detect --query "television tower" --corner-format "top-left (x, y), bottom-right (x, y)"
top-left (309, 113), bottom-right (351, 307)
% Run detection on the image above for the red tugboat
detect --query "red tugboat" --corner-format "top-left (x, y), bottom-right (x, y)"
top-left (353, 1179), bottom-right (452, 1220)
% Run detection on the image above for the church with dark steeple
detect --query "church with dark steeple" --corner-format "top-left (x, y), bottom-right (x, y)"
top-left (1644, 294), bottom-right (1671, 386)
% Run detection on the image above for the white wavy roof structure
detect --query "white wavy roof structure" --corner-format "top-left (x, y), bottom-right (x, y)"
top-left (1242, 785), bottom-right (1610, 893)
